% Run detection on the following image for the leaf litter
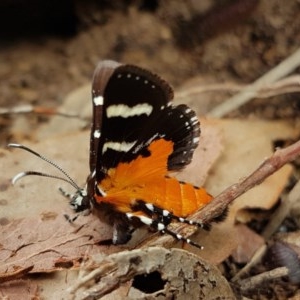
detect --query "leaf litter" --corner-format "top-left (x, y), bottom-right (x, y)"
top-left (2, 111), bottom-right (299, 299)
top-left (2, 47), bottom-right (300, 300)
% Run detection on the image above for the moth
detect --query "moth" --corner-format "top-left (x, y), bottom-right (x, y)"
top-left (9, 60), bottom-right (213, 248)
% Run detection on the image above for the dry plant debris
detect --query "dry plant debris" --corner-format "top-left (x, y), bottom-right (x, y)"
top-left (68, 247), bottom-right (235, 299)
top-left (1, 113), bottom-right (300, 298)
top-left (2, 44), bottom-right (300, 300)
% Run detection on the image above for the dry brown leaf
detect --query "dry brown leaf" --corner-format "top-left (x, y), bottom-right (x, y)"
top-left (205, 119), bottom-right (297, 197)
top-left (0, 216), bottom-right (114, 274)
top-left (231, 224), bottom-right (265, 264)
top-left (190, 118), bottom-right (298, 264)
top-left (1, 134), bottom-right (115, 277)
top-left (176, 117), bottom-right (223, 185)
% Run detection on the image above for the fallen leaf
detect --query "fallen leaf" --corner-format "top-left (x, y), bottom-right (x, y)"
top-left (0, 216), bottom-right (114, 274)
top-left (231, 224), bottom-right (265, 264)
top-left (187, 119), bottom-right (298, 264)
top-left (176, 117), bottom-right (223, 185)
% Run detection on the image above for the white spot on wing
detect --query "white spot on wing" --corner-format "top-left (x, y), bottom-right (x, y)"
top-left (96, 185), bottom-right (107, 196)
top-left (132, 133), bottom-right (159, 154)
top-left (102, 141), bottom-right (136, 154)
top-left (157, 223), bottom-right (165, 231)
top-left (145, 203), bottom-right (154, 211)
top-left (126, 213), bottom-right (132, 218)
top-left (139, 216), bottom-right (153, 226)
top-left (106, 103), bottom-right (153, 118)
top-left (94, 129), bottom-right (101, 138)
top-left (93, 96), bottom-right (104, 106)
top-left (163, 210), bottom-right (170, 217)
top-left (193, 137), bottom-right (200, 144)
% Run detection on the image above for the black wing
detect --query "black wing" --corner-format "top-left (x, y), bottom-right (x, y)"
top-left (90, 61), bottom-right (200, 182)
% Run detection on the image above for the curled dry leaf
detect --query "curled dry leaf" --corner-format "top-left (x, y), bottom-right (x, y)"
top-left (68, 247), bottom-right (235, 300)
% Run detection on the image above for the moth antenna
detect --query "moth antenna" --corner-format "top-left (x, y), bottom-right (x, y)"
top-left (8, 143), bottom-right (81, 190)
top-left (12, 171), bottom-right (78, 187)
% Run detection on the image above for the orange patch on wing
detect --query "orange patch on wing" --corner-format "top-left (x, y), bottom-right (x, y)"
top-left (137, 177), bottom-right (212, 216)
top-left (95, 138), bottom-right (212, 216)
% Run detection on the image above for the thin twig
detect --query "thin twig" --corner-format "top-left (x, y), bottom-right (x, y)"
top-left (177, 75), bottom-right (300, 100)
top-left (0, 104), bottom-right (79, 118)
top-left (238, 267), bottom-right (289, 293)
top-left (231, 244), bottom-right (267, 282)
top-left (208, 47), bottom-right (300, 117)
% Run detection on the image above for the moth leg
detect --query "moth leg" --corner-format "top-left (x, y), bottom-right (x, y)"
top-left (126, 211), bottom-right (166, 231)
top-left (59, 187), bottom-right (91, 224)
top-left (111, 217), bottom-right (133, 245)
top-left (125, 211), bottom-right (204, 249)
top-left (135, 200), bottom-right (210, 230)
